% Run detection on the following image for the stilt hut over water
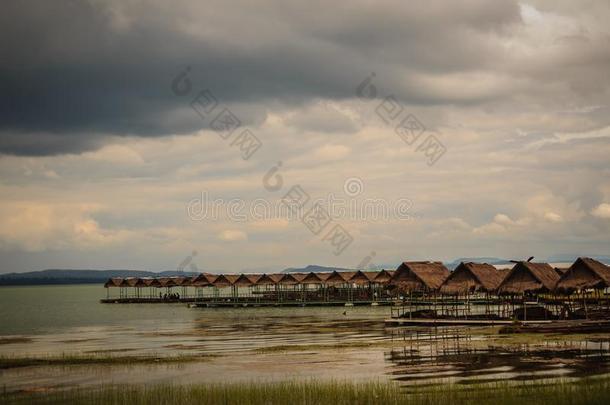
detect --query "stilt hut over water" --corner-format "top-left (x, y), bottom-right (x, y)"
top-left (440, 262), bottom-right (504, 295)
top-left (391, 261), bottom-right (450, 293)
top-left (496, 261), bottom-right (560, 320)
top-left (390, 261), bottom-right (450, 319)
top-left (555, 257), bottom-right (610, 293)
top-left (554, 257), bottom-right (610, 319)
top-left (439, 262), bottom-right (506, 319)
top-left (496, 261), bottom-right (559, 295)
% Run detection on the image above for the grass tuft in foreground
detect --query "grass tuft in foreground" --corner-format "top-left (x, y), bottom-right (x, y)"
top-left (3, 376), bottom-right (610, 405)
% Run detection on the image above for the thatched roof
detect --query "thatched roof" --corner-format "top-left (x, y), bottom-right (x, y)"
top-left (102, 269), bottom-right (407, 289)
top-left (253, 274), bottom-right (278, 285)
top-left (158, 277), bottom-right (180, 287)
top-left (267, 274), bottom-right (284, 284)
top-left (340, 271), bottom-right (357, 282)
top-left (349, 270), bottom-right (374, 285)
top-left (277, 273), bottom-right (301, 285)
top-left (496, 261), bottom-right (559, 294)
top-left (210, 274), bottom-right (235, 287)
top-left (142, 278), bottom-right (161, 287)
top-left (104, 277), bottom-right (123, 288)
top-left (172, 276), bottom-right (190, 286)
top-left (134, 278), bottom-right (149, 287)
top-left (555, 257), bottom-right (610, 292)
top-left (324, 271), bottom-right (349, 284)
top-left (299, 272), bottom-right (324, 284)
top-left (191, 273), bottom-right (215, 287)
top-left (373, 269), bottom-right (394, 283)
top-left (391, 261), bottom-right (450, 292)
top-left (554, 267), bottom-right (569, 276)
top-left (233, 274), bottom-right (259, 286)
top-left (440, 262), bottom-right (504, 294)
top-left (120, 277), bottom-right (143, 287)
top-left (292, 273), bottom-right (308, 283)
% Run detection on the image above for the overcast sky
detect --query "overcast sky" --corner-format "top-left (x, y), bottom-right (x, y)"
top-left (1, 0), bottom-right (609, 273)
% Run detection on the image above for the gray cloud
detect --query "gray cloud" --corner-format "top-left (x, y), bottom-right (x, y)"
top-left (0, 0), bottom-right (531, 155)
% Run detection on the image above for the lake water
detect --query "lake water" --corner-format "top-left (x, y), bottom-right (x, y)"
top-left (1, 284), bottom-right (609, 393)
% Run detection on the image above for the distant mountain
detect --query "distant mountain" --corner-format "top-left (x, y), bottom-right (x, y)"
top-left (282, 265), bottom-right (353, 273)
top-left (5, 255), bottom-right (607, 285)
top-left (545, 254), bottom-right (610, 265)
top-left (0, 269), bottom-right (197, 286)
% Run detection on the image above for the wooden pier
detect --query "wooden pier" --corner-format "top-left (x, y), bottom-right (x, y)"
top-left (100, 297), bottom-right (397, 307)
top-left (384, 318), bottom-right (553, 326)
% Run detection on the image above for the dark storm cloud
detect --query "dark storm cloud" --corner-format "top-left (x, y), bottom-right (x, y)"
top-left (0, 0), bottom-right (569, 156)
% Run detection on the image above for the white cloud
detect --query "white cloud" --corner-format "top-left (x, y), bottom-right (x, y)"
top-left (217, 230), bottom-right (248, 242)
top-left (544, 212), bottom-right (563, 222)
top-left (313, 144), bottom-right (351, 160)
top-left (591, 203), bottom-right (610, 219)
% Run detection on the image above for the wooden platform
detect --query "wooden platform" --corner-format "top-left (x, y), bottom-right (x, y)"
top-left (500, 319), bottom-right (610, 333)
top-left (100, 297), bottom-right (396, 307)
top-left (384, 318), bottom-right (554, 326)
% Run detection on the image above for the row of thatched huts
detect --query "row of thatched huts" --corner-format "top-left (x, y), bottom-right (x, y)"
top-left (104, 269), bottom-right (395, 289)
top-left (393, 257), bottom-right (609, 295)
top-left (104, 257), bottom-right (610, 296)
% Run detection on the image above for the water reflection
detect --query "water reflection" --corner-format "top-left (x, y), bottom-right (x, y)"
top-left (386, 327), bottom-right (610, 386)
top-left (2, 293), bottom-right (610, 393)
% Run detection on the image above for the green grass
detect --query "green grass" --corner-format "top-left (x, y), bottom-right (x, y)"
top-left (0, 353), bottom-right (216, 369)
top-left (3, 377), bottom-right (610, 405)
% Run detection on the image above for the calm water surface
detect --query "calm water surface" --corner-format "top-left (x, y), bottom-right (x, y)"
top-left (1, 284), bottom-right (609, 393)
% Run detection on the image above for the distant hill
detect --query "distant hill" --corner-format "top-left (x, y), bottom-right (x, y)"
top-left (4, 255), bottom-right (608, 285)
top-left (546, 254), bottom-right (610, 265)
top-left (282, 265), bottom-right (353, 273)
top-left (0, 269), bottom-right (197, 286)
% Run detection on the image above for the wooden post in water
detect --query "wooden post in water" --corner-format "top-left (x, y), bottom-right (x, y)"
top-left (583, 289), bottom-right (588, 319)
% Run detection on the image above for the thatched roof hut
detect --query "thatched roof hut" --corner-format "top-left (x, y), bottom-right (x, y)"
top-left (555, 257), bottom-right (610, 292)
top-left (292, 273), bottom-right (309, 284)
top-left (440, 262), bottom-right (505, 295)
top-left (373, 270), bottom-right (394, 284)
top-left (299, 272), bottom-right (324, 284)
top-left (143, 278), bottom-right (161, 287)
top-left (133, 278), bottom-right (149, 288)
top-left (253, 273), bottom-right (278, 285)
top-left (390, 261), bottom-right (450, 292)
top-left (158, 277), bottom-right (177, 288)
top-left (172, 276), bottom-right (190, 286)
top-left (277, 273), bottom-right (301, 285)
top-left (104, 277), bottom-right (123, 288)
top-left (324, 271), bottom-right (349, 285)
top-left (210, 274), bottom-right (235, 287)
top-left (120, 277), bottom-right (141, 287)
top-left (233, 274), bottom-right (258, 286)
top-left (349, 270), bottom-right (374, 285)
top-left (496, 261), bottom-right (559, 294)
top-left (267, 274), bottom-right (284, 284)
top-left (339, 271), bottom-right (356, 283)
top-left (191, 273), bottom-right (216, 287)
